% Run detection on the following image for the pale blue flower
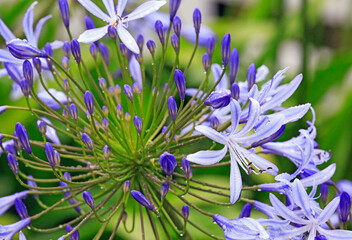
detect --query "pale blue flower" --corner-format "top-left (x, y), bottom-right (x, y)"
top-left (0, 191), bottom-right (28, 217)
top-left (0, 218), bottom-right (30, 240)
top-left (37, 88), bottom-right (70, 110)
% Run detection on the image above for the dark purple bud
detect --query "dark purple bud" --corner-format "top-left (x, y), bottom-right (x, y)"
top-left (239, 203), bottom-right (252, 218)
top-left (147, 40), bottom-right (156, 55)
top-left (204, 89), bottom-right (231, 109)
top-left (7, 39), bottom-right (47, 59)
top-left (84, 91), bottom-right (94, 115)
top-left (155, 20), bottom-right (165, 44)
top-left (101, 117), bottom-right (109, 132)
top-left (15, 199), bottom-right (28, 219)
top-left (320, 184), bottom-right (329, 204)
top-left (229, 49), bottom-right (239, 84)
top-left (133, 116), bottom-right (143, 134)
top-left (13, 131), bottom-right (21, 151)
top-left (193, 8), bottom-right (201, 35)
top-left (123, 180), bottom-right (131, 193)
top-left (174, 69), bottom-right (186, 100)
top-left (81, 133), bottom-right (93, 150)
top-left (23, 60), bottom-right (33, 86)
top-left (99, 43), bottom-right (110, 66)
top-left (69, 104), bottom-right (78, 121)
top-left (173, 16), bottom-right (182, 38)
top-left (131, 190), bottom-right (153, 210)
top-left (108, 25), bottom-right (117, 40)
top-left (27, 175), bottom-right (38, 198)
top-left (315, 235), bottom-right (327, 240)
top-left (171, 34), bottom-right (179, 53)
top-left (85, 16), bottom-right (95, 30)
top-left (44, 43), bottom-right (53, 57)
top-left (202, 53), bottom-right (210, 71)
top-left (137, 34), bottom-right (144, 53)
top-left (159, 151), bottom-right (177, 176)
top-left (20, 80), bottom-right (31, 97)
top-left (65, 225), bottom-right (80, 240)
top-left (63, 172), bottom-right (72, 181)
top-left (59, 0), bottom-right (70, 27)
top-left (168, 96), bottom-right (178, 121)
top-left (45, 142), bottom-right (56, 167)
top-left (102, 105), bottom-right (109, 117)
top-left (83, 191), bottom-right (95, 209)
top-left (63, 41), bottom-right (71, 58)
top-left (120, 43), bottom-right (128, 58)
top-left (116, 104), bottom-right (123, 118)
top-left (339, 192), bottom-right (351, 223)
top-left (123, 84), bottom-right (134, 102)
top-left (15, 123), bottom-right (32, 154)
top-left (182, 205), bottom-right (190, 221)
top-left (63, 78), bottom-right (70, 92)
top-left (99, 78), bottom-right (107, 90)
top-left (247, 63), bottom-right (256, 91)
top-left (103, 145), bottom-right (111, 160)
top-left (90, 43), bottom-right (98, 59)
top-left (231, 83), bottom-right (240, 100)
top-left (206, 37), bottom-right (215, 58)
top-left (32, 58), bottom-right (41, 73)
top-left (7, 153), bottom-right (18, 175)
top-left (170, 0), bottom-right (181, 20)
top-left (221, 33), bottom-right (231, 66)
top-left (161, 182), bottom-right (169, 199)
top-left (182, 158), bottom-right (192, 179)
top-left (37, 120), bottom-right (47, 135)
top-left (71, 39), bottom-right (81, 63)
top-left (210, 116), bottom-right (220, 130)
top-left (62, 56), bottom-right (70, 70)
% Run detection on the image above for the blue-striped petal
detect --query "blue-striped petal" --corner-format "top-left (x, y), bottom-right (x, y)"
top-left (23, 2), bottom-right (37, 46)
top-left (195, 125), bottom-right (227, 145)
top-left (34, 15), bottom-right (51, 42)
top-left (77, 0), bottom-right (111, 23)
top-left (117, 24), bottom-right (139, 54)
top-left (187, 145), bottom-right (227, 165)
top-left (229, 148), bottom-right (242, 204)
top-left (0, 18), bottom-right (15, 42)
top-left (102, 0), bottom-right (116, 19)
top-left (78, 25), bottom-right (108, 43)
top-left (236, 98), bottom-right (260, 137)
top-left (316, 196), bottom-right (340, 224)
top-left (129, 55), bottom-right (142, 90)
top-left (126, 1), bottom-right (167, 22)
top-left (292, 179), bottom-right (313, 220)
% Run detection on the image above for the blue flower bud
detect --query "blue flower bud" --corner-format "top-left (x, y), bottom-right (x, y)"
top-left (116, 104), bottom-right (123, 118)
top-left (99, 43), bottom-right (110, 66)
top-left (339, 192), bottom-right (351, 223)
top-left (37, 120), bottom-right (47, 135)
top-left (103, 145), bottom-right (111, 160)
top-left (207, 37), bottom-right (215, 58)
top-left (173, 16), bottom-right (182, 38)
top-left (168, 96), bottom-right (178, 121)
top-left (108, 25), bottom-right (117, 40)
top-left (193, 8), bottom-right (201, 35)
top-left (7, 153), bottom-right (19, 175)
top-left (174, 69), bottom-right (186, 100)
top-left (182, 158), bottom-right (192, 179)
top-left (44, 43), bottom-right (53, 62)
top-left (102, 105), bottom-right (109, 117)
top-left (171, 34), bottom-right (179, 53)
top-left (170, 0), bottom-right (181, 20)
top-left (63, 78), bottom-right (70, 92)
top-left (247, 63), bottom-right (256, 91)
top-left (15, 199), bottom-right (28, 219)
top-left (202, 53), bottom-right (210, 71)
top-left (159, 151), bottom-right (177, 176)
top-left (62, 108), bottom-right (69, 119)
top-left (7, 39), bottom-right (47, 59)
top-left (204, 89), bottom-right (231, 109)
top-left (182, 205), bottom-right (190, 221)
top-left (239, 203), bottom-right (252, 218)
top-left (59, 0), bottom-right (70, 27)
top-left (108, 86), bottom-right (115, 97)
top-left (147, 40), bottom-right (156, 55)
top-left (120, 43), bottom-right (128, 58)
top-left (90, 43), bottom-right (98, 59)
top-left (84, 91), bottom-right (94, 115)
top-left (62, 56), bottom-right (70, 70)
top-left (69, 104), bottom-right (78, 121)
top-left (132, 82), bottom-right (142, 95)
top-left (20, 80), bottom-right (31, 97)
top-left (136, 54), bottom-right (143, 64)
top-left (229, 49), bottom-right (239, 84)
top-left (320, 184), bottom-right (329, 204)
top-left (315, 235), bottom-right (327, 240)
top-left (63, 172), bottom-right (71, 181)
top-left (125, 112), bottom-right (131, 121)
top-left (101, 117), bottom-right (109, 132)
top-left (71, 39), bottom-right (81, 63)
top-left (81, 133), bottom-right (93, 150)
top-left (63, 41), bottom-right (71, 58)
top-left (45, 142), bottom-right (56, 167)
top-left (13, 131), bottom-right (22, 151)
top-left (123, 180), bottom-right (131, 193)
top-left (99, 78), bottom-right (107, 90)
top-left (210, 116), bottom-right (220, 130)
top-left (15, 123), bottom-right (32, 154)
top-left (27, 175), bottom-right (38, 198)
top-left (221, 33), bottom-right (231, 66)
top-left (133, 116), bottom-right (143, 134)
top-left (65, 225), bottom-right (80, 240)
top-left (131, 190), bottom-right (153, 210)
top-left (32, 57), bottom-right (42, 73)
top-left (231, 83), bottom-right (240, 100)
top-left (23, 60), bottom-right (33, 86)
top-left (54, 150), bottom-right (61, 167)
top-left (155, 20), bottom-right (165, 45)
top-left (161, 182), bottom-right (169, 199)
top-left (124, 84), bottom-right (134, 102)
top-left (115, 84), bottom-right (121, 94)
top-left (137, 34), bottom-right (144, 53)
top-left (85, 15), bottom-right (95, 30)
top-left (83, 191), bottom-right (95, 209)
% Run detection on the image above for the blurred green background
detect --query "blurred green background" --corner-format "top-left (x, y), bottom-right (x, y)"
top-left (1, 0), bottom-right (352, 239)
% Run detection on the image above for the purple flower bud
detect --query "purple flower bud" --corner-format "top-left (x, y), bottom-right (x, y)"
top-left (161, 182), bottom-right (169, 199)
top-left (63, 172), bottom-right (71, 181)
top-left (63, 78), bottom-right (70, 92)
top-left (132, 82), bottom-right (142, 95)
top-left (193, 8), bottom-right (201, 35)
top-left (202, 53), bottom-right (210, 71)
top-left (210, 116), bottom-right (220, 130)
top-left (131, 190), bottom-right (153, 210)
top-left (101, 117), bottom-right (109, 132)
top-left (155, 20), bottom-right (165, 45)
top-left (71, 39), bottom-right (81, 63)
top-left (63, 41), bottom-right (71, 58)
top-left (168, 96), bottom-right (178, 121)
top-left (204, 89), bottom-right (231, 109)
top-left (182, 205), bottom-right (190, 221)
top-left (339, 192), bottom-right (351, 223)
top-left (207, 37), bottom-right (215, 58)
top-left (7, 39), bottom-right (47, 59)
top-left (125, 112), bottom-right (131, 122)
top-left (7, 153), bottom-right (19, 175)
top-left (231, 83), bottom-right (240, 100)
top-left (37, 120), bottom-right (47, 135)
top-left (247, 63), bottom-right (256, 91)
top-left (171, 34), bottom-right (179, 53)
top-left (133, 116), bottom-right (143, 134)
top-left (90, 43), bottom-right (98, 59)
top-left (44, 43), bottom-right (53, 58)
top-left (239, 203), bottom-right (252, 218)
top-left (147, 40), bottom-right (156, 55)
top-left (99, 43), bottom-right (110, 66)
top-left (32, 58), bottom-right (41, 73)
top-left (120, 43), bottom-right (128, 58)
top-left (315, 235), bottom-right (327, 240)
top-left (108, 25), bottom-right (117, 40)
top-left (54, 150), bottom-right (61, 167)
top-left (65, 225), bottom-right (80, 240)
top-left (84, 91), bottom-right (94, 115)
top-left (103, 145), bottom-right (111, 160)
top-left (173, 16), bottom-right (182, 38)
top-left (15, 123), bottom-right (32, 154)
top-left (62, 56), bottom-right (70, 70)
top-left (320, 184), bottom-right (329, 204)
top-left (159, 151), bottom-right (177, 176)
top-left (27, 175), bottom-right (38, 198)
top-left (123, 180), bottom-right (131, 193)
top-left (102, 105), bottom-right (109, 117)
top-left (15, 199), bottom-right (28, 219)
top-left (83, 191), bottom-right (95, 209)
top-left (136, 54), bottom-right (143, 64)
top-left (170, 0), bottom-right (181, 20)
top-left (137, 34), bottom-right (144, 53)
top-left (81, 133), bottom-right (93, 150)
top-left (62, 108), bottom-right (69, 119)
top-left (99, 78), bottom-right (107, 90)
top-left (221, 33), bottom-right (231, 66)
top-left (69, 104), bottom-right (78, 121)
top-left (106, 86), bottom-right (114, 97)
top-left (124, 84), bottom-right (134, 102)
top-left (45, 142), bottom-right (56, 167)
top-left (20, 80), bottom-right (31, 97)
top-left (174, 69), bottom-right (186, 100)
top-left (116, 104), bottom-right (123, 118)
top-left (59, 0), bottom-right (70, 27)
top-left (85, 16), bottom-right (95, 30)
top-left (22, 60), bottom-right (33, 86)
top-left (229, 49), bottom-right (239, 84)
top-left (182, 158), bottom-right (192, 179)
top-left (115, 84), bottom-right (121, 94)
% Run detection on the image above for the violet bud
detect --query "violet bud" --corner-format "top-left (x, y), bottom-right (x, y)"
top-left (131, 190), bottom-right (153, 210)
top-left (99, 78), bottom-right (107, 90)
top-left (168, 96), bottom-right (178, 121)
top-left (116, 104), bottom-right (123, 118)
top-left (27, 175), bottom-right (38, 198)
top-left (32, 58), bottom-right (41, 73)
top-left (83, 191), bottom-right (95, 209)
top-left (101, 117), bottom-right (109, 132)
top-left (210, 116), bottom-right (220, 130)
top-left (173, 16), bottom-right (182, 38)
top-left (202, 53), bottom-right (210, 71)
top-left (136, 54), bottom-right (143, 64)
top-left (15, 199), bottom-right (28, 219)
top-left (20, 80), bottom-right (31, 97)
top-left (125, 112), bottom-right (131, 122)
top-left (115, 84), bottom-right (121, 94)
top-left (174, 69), bottom-right (186, 100)
top-left (63, 78), bottom-right (70, 92)
top-left (170, 0), bottom-right (181, 20)
top-left (99, 43), bottom-right (110, 66)
top-left (182, 158), bottom-right (192, 179)
top-left (62, 108), bottom-right (69, 119)
top-left (160, 182), bottom-right (169, 199)
top-left (22, 60), bottom-right (33, 86)
top-left (206, 37), bottom-right (215, 58)
top-left (137, 34), bottom-right (144, 53)
top-left (182, 205), bottom-right (190, 221)
top-left (45, 142), bottom-right (56, 167)
top-left (69, 104), bottom-right (78, 121)
top-left (15, 123), bottom-right (32, 154)
top-left (108, 25), bottom-right (117, 40)
top-left (193, 8), bottom-right (201, 35)
top-left (147, 40), bottom-right (156, 55)
top-left (239, 203), bottom-right (252, 218)
top-left (221, 33), bottom-right (231, 66)
top-left (85, 15), bottom-right (95, 30)
top-left (124, 84), bottom-right (134, 102)
top-left (62, 56), bottom-right (70, 70)
top-left (84, 91), bottom-right (94, 115)
top-left (44, 43), bottom-right (53, 69)
top-left (102, 105), bottom-right (109, 117)
top-left (58, 0), bottom-right (70, 27)
top-left (37, 120), bottom-right (47, 135)
top-left (7, 39), bottom-right (47, 59)
top-left (120, 43), bottom-right (128, 58)
top-left (155, 20), bottom-right (165, 45)
top-left (231, 83), bottom-right (240, 100)
top-left (63, 41), bottom-right (71, 58)
top-left (7, 153), bottom-right (19, 175)
top-left (54, 150), bottom-right (61, 167)
top-left (90, 43), bottom-right (98, 59)
top-left (320, 184), bottom-right (329, 204)
top-left (103, 145), bottom-right (111, 160)
top-left (123, 180), bottom-right (131, 193)
top-left (133, 116), bottom-right (143, 134)
top-left (71, 39), bottom-right (81, 63)
top-left (63, 172), bottom-right (72, 181)
top-left (66, 225), bottom-right (80, 240)
top-left (229, 49), bottom-right (239, 84)
top-left (339, 192), bottom-right (351, 223)
top-left (159, 151), bottom-right (177, 176)
top-left (81, 133), bottom-right (93, 150)
top-left (171, 34), bottom-right (179, 53)
top-left (315, 235), bottom-right (327, 240)
top-left (108, 86), bottom-right (115, 97)
top-left (247, 63), bottom-right (256, 91)
top-left (132, 82), bottom-right (141, 95)
top-left (204, 89), bottom-right (231, 109)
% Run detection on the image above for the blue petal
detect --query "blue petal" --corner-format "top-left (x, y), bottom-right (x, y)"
top-left (230, 99), bottom-right (241, 134)
top-left (195, 125), bottom-right (227, 145)
top-left (0, 18), bottom-right (15, 42)
top-left (211, 64), bottom-right (228, 90)
top-left (34, 15), bottom-right (52, 42)
top-left (269, 104), bottom-right (311, 124)
top-left (117, 24), bottom-right (140, 54)
top-left (316, 225), bottom-right (352, 239)
top-left (78, 25), bottom-right (108, 43)
top-left (300, 164), bottom-right (336, 188)
top-left (187, 145), bottom-right (227, 165)
top-left (236, 98), bottom-right (260, 137)
top-left (0, 218), bottom-right (30, 240)
top-left (316, 196), bottom-right (340, 224)
top-left (240, 147), bottom-right (279, 176)
top-left (77, 0), bottom-right (111, 23)
top-left (0, 191), bottom-right (27, 216)
top-left (255, 65), bottom-right (269, 82)
top-left (116, 0), bottom-right (128, 16)
top-left (182, 25), bottom-right (216, 46)
top-left (103, 0), bottom-right (116, 18)
top-left (126, 1), bottom-right (167, 22)
top-left (291, 179), bottom-right (313, 220)
top-left (229, 148), bottom-right (242, 204)
top-left (38, 117), bottom-right (61, 144)
top-left (185, 88), bottom-right (204, 99)
top-left (129, 55), bottom-right (142, 90)
top-left (23, 2), bottom-right (37, 46)
top-left (278, 226), bottom-right (310, 240)
top-left (37, 89), bottom-right (69, 110)
top-left (0, 49), bottom-right (21, 64)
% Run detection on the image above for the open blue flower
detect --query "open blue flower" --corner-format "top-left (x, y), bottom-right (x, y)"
top-left (0, 218), bottom-right (30, 240)
top-left (0, 191), bottom-right (28, 217)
